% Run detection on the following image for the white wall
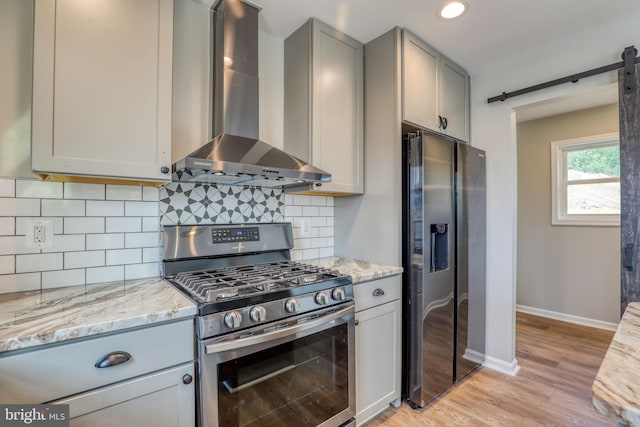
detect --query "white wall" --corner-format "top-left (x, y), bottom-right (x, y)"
top-left (516, 104), bottom-right (620, 327)
top-left (470, 12), bottom-right (639, 372)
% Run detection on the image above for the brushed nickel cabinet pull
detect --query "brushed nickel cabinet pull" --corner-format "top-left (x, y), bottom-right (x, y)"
top-left (373, 288), bottom-right (385, 297)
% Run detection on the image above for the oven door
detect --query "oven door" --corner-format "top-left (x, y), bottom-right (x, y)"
top-left (198, 304), bottom-right (355, 427)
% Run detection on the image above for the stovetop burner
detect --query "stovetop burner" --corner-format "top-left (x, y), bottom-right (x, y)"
top-left (172, 261), bottom-right (340, 303)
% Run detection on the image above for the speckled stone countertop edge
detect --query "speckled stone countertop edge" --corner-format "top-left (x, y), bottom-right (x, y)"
top-left (592, 302), bottom-right (640, 426)
top-left (306, 256), bottom-right (403, 284)
top-left (0, 277), bottom-right (197, 354)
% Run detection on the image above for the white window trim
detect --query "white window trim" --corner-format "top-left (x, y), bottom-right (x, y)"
top-left (550, 132), bottom-right (620, 227)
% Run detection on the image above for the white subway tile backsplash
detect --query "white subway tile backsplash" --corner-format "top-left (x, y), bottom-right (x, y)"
top-left (125, 232), bottom-right (160, 248)
top-left (86, 265), bottom-right (124, 284)
top-left (64, 183), bottom-right (105, 200)
top-left (125, 201), bottom-right (158, 217)
top-left (16, 217), bottom-right (63, 235)
top-left (0, 179), bottom-right (15, 197)
top-left (0, 272), bottom-right (40, 293)
top-left (326, 197), bottom-right (334, 207)
top-left (106, 185), bottom-right (142, 201)
top-left (142, 187), bottom-right (159, 202)
top-left (42, 199), bottom-right (85, 217)
top-left (290, 249), bottom-right (302, 261)
top-left (42, 269), bottom-right (85, 289)
top-left (16, 181), bottom-right (63, 199)
top-left (142, 247), bottom-right (160, 263)
top-left (64, 217), bottom-right (104, 234)
top-left (302, 248), bottom-right (320, 259)
top-left (284, 206), bottom-right (302, 217)
top-left (327, 217), bottom-right (334, 227)
top-left (318, 247), bottom-right (333, 258)
top-left (292, 195), bottom-right (311, 206)
top-left (297, 238), bottom-right (312, 249)
top-left (309, 196), bottom-right (326, 206)
top-left (284, 194), bottom-right (294, 205)
top-left (311, 238), bottom-right (327, 248)
top-left (125, 263), bottom-right (159, 280)
top-left (311, 217), bottom-right (327, 227)
top-left (16, 253), bottom-right (63, 273)
top-left (106, 249), bottom-right (142, 265)
top-left (86, 234), bottom-right (125, 250)
top-left (0, 256), bottom-right (14, 274)
top-left (65, 251), bottom-right (105, 269)
top-left (142, 217), bottom-right (160, 232)
top-left (318, 227), bottom-right (334, 237)
top-left (319, 207), bottom-right (333, 217)
top-left (106, 217), bottom-right (141, 233)
top-left (86, 201), bottom-right (124, 217)
top-left (0, 218), bottom-right (15, 236)
top-left (42, 235), bottom-right (85, 253)
top-left (302, 206), bottom-right (319, 217)
top-left (0, 198), bottom-right (40, 216)
top-left (0, 236), bottom-right (40, 256)
top-left (326, 237), bottom-right (334, 247)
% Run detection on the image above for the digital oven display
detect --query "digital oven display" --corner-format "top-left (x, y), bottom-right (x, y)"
top-left (212, 227), bottom-right (260, 243)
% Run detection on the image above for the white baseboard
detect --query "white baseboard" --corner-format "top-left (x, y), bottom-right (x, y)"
top-left (483, 356), bottom-right (521, 376)
top-left (516, 304), bottom-right (618, 331)
top-left (463, 348), bottom-right (485, 365)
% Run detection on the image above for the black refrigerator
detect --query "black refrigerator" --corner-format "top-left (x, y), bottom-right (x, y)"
top-left (401, 130), bottom-right (486, 408)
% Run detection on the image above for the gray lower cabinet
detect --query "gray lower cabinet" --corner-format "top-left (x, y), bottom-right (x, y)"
top-left (54, 363), bottom-right (194, 427)
top-left (354, 275), bottom-right (402, 425)
top-left (0, 319), bottom-right (195, 427)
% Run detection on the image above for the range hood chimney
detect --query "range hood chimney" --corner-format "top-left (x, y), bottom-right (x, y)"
top-left (171, 0), bottom-right (331, 189)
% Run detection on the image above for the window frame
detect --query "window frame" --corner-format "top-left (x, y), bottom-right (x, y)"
top-left (550, 132), bottom-right (620, 226)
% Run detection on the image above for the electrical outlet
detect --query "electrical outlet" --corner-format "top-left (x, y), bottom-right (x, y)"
top-left (300, 218), bottom-right (312, 237)
top-left (25, 219), bottom-right (54, 249)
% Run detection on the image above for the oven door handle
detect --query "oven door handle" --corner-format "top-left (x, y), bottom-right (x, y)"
top-left (222, 364), bottom-right (296, 394)
top-left (205, 305), bottom-right (354, 354)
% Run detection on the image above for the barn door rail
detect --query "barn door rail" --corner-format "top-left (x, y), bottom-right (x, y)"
top-left (487, 46), bottom-right (639, 103)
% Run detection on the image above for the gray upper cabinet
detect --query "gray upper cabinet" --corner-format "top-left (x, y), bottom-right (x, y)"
top-left (31, 0), bottom-right (173, 184)
top-left (401, 30), bottom-right (470, 142)
top-left (284, 19), bottom-right (364, 195)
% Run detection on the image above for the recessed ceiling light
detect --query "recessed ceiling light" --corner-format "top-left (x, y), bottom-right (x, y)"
top-left (438, 1), bottom-right (468, 20)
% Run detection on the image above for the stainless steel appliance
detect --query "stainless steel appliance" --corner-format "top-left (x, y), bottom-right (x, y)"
top-left (402, 130), bottom-right (486, 407)
top-left (172, 0), bottom-right (330, 189)
top-left (163, 223), bottom-right (355, 427)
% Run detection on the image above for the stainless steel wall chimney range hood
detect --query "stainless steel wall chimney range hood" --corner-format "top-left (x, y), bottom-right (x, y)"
top-left (171, 0), bottom-right (331, 189)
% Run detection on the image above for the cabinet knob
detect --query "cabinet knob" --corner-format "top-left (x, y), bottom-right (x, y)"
top-left (438, 115), bottom-right (444, 129)
top-left (160, 166), bottom-right (170, 174)
top-left (95, 351), bottom-right (132, 368)
top-left (442, 117), bottom-right (448, 130)
top-left (182, 374), bottom-right (193, 385)
top-left (355, 320), bottom-right (359, 326)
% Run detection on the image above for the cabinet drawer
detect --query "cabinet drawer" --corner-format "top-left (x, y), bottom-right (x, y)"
top-left (354, 275), bottom-right (402, 312)
top-left (0, 319), bottom-right (194, 404)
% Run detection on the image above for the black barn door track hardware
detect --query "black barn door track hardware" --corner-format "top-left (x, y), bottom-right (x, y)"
top-left (488, 45), bottom-right (639, 103)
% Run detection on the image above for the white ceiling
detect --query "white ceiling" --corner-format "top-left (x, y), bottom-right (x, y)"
top-left (253, 0), bottom-right (640, 74)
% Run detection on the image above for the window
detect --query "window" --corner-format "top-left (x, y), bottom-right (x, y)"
top-left (551, 132), bottom-right (620, 226)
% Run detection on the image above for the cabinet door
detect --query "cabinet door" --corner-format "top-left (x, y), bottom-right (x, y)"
top-left (402, 30), bottom-right (439, 132)
top-left (440, 57), bottom-right (470, 142)
top-left (32, 0), bottom-right (172, 182)
top-left (311, 21), bottom-right (364, 194)
top-left (355, 299), bottom-right (401, 425)
top-left (55, 363), bottom-right (195, 427)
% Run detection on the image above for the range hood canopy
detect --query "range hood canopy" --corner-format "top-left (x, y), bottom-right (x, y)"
top-left (171, 0), bottom-right (331, 189)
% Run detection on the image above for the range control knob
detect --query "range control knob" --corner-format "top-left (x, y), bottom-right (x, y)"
top-left (284, 298), bottom-right (300, 313)
top-left (223, 311), bottom-right (242, 329)
top-left (315, 292), bottom-right (328, 305)
top-left (332, 287), bottom-right (346, 301)
top-left (249, 306), bottom-right (267, 322)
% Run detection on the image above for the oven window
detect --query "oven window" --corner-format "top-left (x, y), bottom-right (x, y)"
top-left (217, 323), bottom-right (350, 426)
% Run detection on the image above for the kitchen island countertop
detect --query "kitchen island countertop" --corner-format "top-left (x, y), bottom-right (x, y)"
top-left (592, 302), bottom-right (640, 426)
top-left (308, 256), bottom-right (403, 284)
top-left (0, 278), bottom-right (197, 354)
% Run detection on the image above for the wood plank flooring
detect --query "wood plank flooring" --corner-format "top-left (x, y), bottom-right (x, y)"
top-left (364, 312), bottom-right (616, 427)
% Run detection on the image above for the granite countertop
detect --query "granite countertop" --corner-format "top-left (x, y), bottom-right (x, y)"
top-left (308, 256), bottom-right (403, 284)
top-left (592, 302), bottom-right (640, 426)
top-left (0, 278), bottom-right (197, 354)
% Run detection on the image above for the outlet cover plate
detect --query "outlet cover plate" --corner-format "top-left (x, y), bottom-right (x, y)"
top-left (25, 219), bottom-right (54, 249)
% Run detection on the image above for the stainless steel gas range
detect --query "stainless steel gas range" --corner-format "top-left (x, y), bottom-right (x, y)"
top-left (162, 223), bottom-right (356, 427)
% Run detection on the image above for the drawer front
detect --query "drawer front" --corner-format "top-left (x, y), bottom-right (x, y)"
top-left (354, 275), bottom-right (402, 312)
top-left (0, 319), bottom-right (194, 404)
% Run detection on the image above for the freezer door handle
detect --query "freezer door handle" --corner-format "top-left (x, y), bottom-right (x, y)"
top-left (625, 243), bottom-right (634, 270)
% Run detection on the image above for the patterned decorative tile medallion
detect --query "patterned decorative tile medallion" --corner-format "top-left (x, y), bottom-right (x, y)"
top-left (159, 183), bottom-right (284, 225)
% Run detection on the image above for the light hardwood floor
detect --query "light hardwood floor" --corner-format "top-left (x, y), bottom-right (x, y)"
top-left (364, 312), bottom-right (616, 427)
